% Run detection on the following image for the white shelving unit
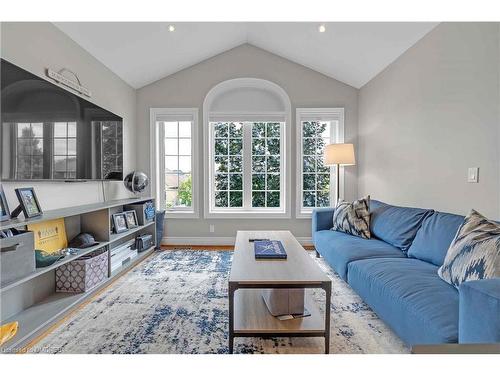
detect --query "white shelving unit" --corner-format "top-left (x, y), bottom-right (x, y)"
top-left (0, 197), bottom-right (157, 352)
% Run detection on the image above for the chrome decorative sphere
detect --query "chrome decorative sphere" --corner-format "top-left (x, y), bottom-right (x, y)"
top-left (124, 171), bottom-right (149, 194)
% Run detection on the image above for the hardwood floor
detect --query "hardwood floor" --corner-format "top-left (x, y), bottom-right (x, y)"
top-left (161, 245), bottom-right (234, 251)
top-left (160, 245), bottom-right (315, 251)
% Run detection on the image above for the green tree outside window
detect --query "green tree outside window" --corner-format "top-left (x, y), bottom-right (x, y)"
top-left (178, 175), bottom-right (192, 206)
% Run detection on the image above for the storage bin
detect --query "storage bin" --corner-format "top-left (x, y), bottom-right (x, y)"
top-left (0, 230), bottom-right (35, 285)
top-left (55, 248), bottom-right (108, 293)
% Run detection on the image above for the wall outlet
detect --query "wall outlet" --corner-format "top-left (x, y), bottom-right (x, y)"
top-left (209, 224), bottom-right (215, 233)
top-left (467, 167), bottom-right (479, 183)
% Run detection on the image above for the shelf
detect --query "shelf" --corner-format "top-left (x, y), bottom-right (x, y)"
top-left (110, 246), bottom-right (154, 278)
top-left (1, 246), bottom-right (156, 351)
top-left (0, 195), bottom-right (157, 351)
top-left (0, 196), bottom-right (153, 231)
top-left (1, 281), bottom-right (106, 352)
top-left (1, 207), bottom-right (154, 292)
top-left (109, 221), bottom-right (155, 243)
top-left (233, 290), bottom-right (324, 334)
top-left (1, 242), bottom-right (108, 292)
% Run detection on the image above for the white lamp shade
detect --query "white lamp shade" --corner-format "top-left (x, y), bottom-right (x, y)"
top-left (324, 143), bottom-right (356, 166)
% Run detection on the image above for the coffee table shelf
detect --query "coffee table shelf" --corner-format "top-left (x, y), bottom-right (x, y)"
top-left (233, 289), bottom-right (324, 334)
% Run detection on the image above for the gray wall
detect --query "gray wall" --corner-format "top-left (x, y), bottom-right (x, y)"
top-left (498, 24), bottom-right (500, 219)
top-left (0, 22), bottom-right (137, 211)
top-left (358, 23), bottom-right (500, 219)
top-left (4, 22), bottom-right (497, 240)
top-left (136, 44), bottom-right (358, 240)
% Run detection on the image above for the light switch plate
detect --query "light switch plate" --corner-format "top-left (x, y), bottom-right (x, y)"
top-left (467, 167), bottom-right (479, 183)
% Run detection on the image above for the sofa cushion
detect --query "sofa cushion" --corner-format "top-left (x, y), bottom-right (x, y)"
top-left (407, 211), bottom-right (465, 266)
top-left (314, 230), bottom-right (406, 281)
top-left (459, 279), bottom-right (500, 343)
top-left (438, 209), bottom-right (500, 288)
top-left (370, 200), bottom-right (433, 252)
top-left (347, 258), bottom-right (459, 344)
top-left (331, 196), bottom-right (371, 239)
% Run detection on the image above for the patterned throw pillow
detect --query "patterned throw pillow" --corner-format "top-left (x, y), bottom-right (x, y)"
top-left (438, 209), bottom-right (500, 288)
top-left (331, 196), bottom-right (371, 239)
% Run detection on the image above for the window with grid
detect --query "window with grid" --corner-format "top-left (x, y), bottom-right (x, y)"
top-left (53, 121), bottom-right (77, 179)
top-left (15, 122), bottom-right (44, 179)
top-left (153, 109), bottom-right (198, 217)
top-left (251, 122), bottom-right (281, 208)
top-left (296, 108), bottom-right (344, 217)
top-left (209, 121), bottom-right (285, 214)
top-left (213, 122), bottom-right (243, 208)
top-left (163, 120), bottom-right (193, 210)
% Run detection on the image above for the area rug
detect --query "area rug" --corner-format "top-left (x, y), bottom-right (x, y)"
top-left (32, 250), bottom-right (409, 354)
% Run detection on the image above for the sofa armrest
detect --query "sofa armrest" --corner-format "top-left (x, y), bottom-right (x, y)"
top-left (459, 278), bottom-right (500, 343)
top-left (312, 208), bottom-right (335, 234)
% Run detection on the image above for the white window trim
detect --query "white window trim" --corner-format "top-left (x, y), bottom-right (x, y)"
top-left (295, 108), bottom-right (345, 219)
top-left (150, 108), bottom-right (199, 219)
top-left (203, 78), bottom-right (291, 219)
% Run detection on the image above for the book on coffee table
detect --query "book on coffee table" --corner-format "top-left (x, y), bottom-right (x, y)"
top-left (254, 240), bottom-right (287, 259)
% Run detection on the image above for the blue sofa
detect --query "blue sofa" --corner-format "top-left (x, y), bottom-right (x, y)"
top-left (312, 200), bottom-right (500, 345)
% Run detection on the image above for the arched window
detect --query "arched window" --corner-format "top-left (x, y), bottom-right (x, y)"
top-left (203, 78), bottom-right (291, 218)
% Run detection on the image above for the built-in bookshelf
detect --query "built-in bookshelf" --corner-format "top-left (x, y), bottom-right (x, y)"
top-left (0, 197), bottom-right (157, 352)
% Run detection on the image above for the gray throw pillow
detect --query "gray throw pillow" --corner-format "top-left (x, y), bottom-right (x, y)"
top-left (438, 209), bottom-right (500, 288)
top-left (331, 196), bottom-right (371, 239)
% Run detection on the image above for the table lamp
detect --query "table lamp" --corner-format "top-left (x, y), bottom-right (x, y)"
top-left (324, 143), bottom-right (356, 203)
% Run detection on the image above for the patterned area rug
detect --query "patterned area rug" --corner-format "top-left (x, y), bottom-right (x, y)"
top-left (33, 250), bottom-right (409, 354)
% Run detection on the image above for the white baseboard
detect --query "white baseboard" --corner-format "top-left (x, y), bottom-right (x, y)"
top-left (162, 236), bottom-right (313, 247)
top-left (162, 237), bottom-right (235, 246)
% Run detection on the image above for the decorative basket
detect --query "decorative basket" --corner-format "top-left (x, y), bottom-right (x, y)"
top-left (55, 248), bottom-right (108, 293)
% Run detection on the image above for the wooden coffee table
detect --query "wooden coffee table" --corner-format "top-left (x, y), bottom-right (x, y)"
top-left (228, 230), bottom-right (332, 354)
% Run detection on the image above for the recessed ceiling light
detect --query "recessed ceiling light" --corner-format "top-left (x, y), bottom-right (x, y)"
top-left (168, 25), bottom-right (175, 32)
top-left (318, 24), bottom-right (326, 33)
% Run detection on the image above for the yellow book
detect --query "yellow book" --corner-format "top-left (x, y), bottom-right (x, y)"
top-left (28, 218), bottom-right (68, 254)
top-left (0, 321), bottom-right (18, 346)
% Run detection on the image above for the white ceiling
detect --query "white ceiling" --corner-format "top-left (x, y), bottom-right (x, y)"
top-left (54, 22), bottom-right (438, 89)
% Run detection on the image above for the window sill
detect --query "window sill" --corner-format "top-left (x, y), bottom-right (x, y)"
top-left (296, 211), bottom-right (313, 219)
top-left (204, 210), bottom-right (290, 219)
top-left (164, 211), bottom-right (199, 219)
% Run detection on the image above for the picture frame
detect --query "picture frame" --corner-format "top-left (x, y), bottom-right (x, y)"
top-left (15, 187), bottom-right (43, 218)
top-left (112, 212), bottom-right (128, 234)
top-left (124, 210), bottom-right (138, 229)
top-left (0, 184), bottom-right (10, 222)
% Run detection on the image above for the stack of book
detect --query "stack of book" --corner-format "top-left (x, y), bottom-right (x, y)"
top-left (110, 239), bottom-right (138, 273)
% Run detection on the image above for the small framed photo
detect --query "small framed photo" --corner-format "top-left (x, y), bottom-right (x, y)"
top-left (112, 213), bottom-right (128, 234)
top-left (15, 187), bottom-right (43, 218)
top-left (0, 185), bottom-right (10, 222)
top-left (124, 210), bottom-right (138, 229)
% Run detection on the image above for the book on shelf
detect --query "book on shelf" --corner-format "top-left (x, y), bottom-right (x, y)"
top-left (254, 240), bottom-right (287, 259)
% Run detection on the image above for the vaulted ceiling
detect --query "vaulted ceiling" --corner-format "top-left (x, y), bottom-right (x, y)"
top-left (54, 22), bottom-right (438, 89)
